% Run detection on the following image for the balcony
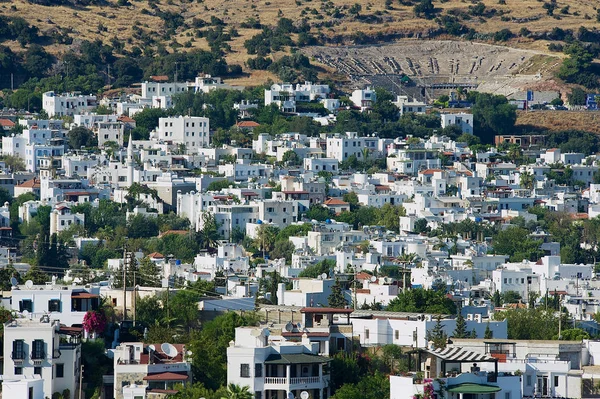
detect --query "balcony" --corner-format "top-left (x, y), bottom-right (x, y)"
top-left (11, 351), bottom-right (25, 364)
top-left (263, 376), bottom-right (327, 390)
top-left (31, 351), bottom-right (45, 365)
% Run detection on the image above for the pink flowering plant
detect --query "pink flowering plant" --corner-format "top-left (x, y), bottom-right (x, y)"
top-left (413, 382), bottom-right (435, 399)
top-left (83, 310), bottom-right (107, 335)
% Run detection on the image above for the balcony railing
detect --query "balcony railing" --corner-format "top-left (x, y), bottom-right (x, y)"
top-left (11, 351), bottom-right (25, 361)
top-left (31, 351), bottom-right (45, 361)
top-left (264, 376), bottom-right (323, 386)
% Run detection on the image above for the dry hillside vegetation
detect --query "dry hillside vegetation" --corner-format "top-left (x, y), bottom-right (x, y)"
top-left (516, 110), bottom-right (600, 134)
top-left (3, 0), bottom-right (599, 69)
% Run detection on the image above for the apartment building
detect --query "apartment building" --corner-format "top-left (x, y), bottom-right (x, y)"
top-left (156, 116), bottom-right (210, 152)
top-left (42, 92), bottom-right (97, 117)
top-left (3, 316), bottom-right (81, 399)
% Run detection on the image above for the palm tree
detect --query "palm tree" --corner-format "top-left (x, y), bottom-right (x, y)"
top-left (222, 383), bottom-right (253, 399)
top-left (255, 224), bottom-right (277, 258)
top-left (520, 171), bottom-right (534, 190)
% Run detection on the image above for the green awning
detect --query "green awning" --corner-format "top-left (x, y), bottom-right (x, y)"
top-left (264, 353), bottom-right (330, 365)
top-left (447, 383), bottom-right (502, 394)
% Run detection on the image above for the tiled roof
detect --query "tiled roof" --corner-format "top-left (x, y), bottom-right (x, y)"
top-left (324, 198), bottom-right (349, 206)
top-left (0, 119), bottom-right (15, 127)
top-left (148, 252), bottom-right (164, 259)
top-left (16, 178), bottom-right (40, 188)
top-left (143, 372), bottom-right (189, 381)
top-left (236, 121), bottom-right (260, 127)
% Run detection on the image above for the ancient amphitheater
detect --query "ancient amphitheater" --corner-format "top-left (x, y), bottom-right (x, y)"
top-left (303, 40), bottom-right (561, 100)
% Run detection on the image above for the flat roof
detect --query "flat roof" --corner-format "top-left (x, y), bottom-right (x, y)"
top-left (265, 353), bottom-right (330, 365)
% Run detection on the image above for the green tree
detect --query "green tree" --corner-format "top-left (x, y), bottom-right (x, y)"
top-left (493, 308), bottom-right (559, 340)
top-left (387, 288), bottom-right (456, 314)
top-left (68, 126), bottom-right (98, 149)
top-left (471, 92), bottom-right (517, 143)
top-left (269, 239), bottom-right (296, 262)
top-left (133, 108), bottom-right (169, 135)
top-left (298, 259), bottom-right (335, 278)
top-left (484, 322), bottom-right (493, 339)
top-left (492, 226), bottom-right (544, 262)
top-left (0, 155), bottom-right (26, 172)
top-left (332, 372), bottom-right (390, 399)
top-left (135, 295), bottom-right (164, 326)
top-left (281, 150), bottom-right (301, 166)
top-left (196, 212), bottom-right (222, 251)
top-left (254, 224), bottom-right (278, 257)
top-left (127, 215), bottom-right (159, 238)
top-left (413, 0), bottom-right (436, 19)
top-left (426, 316), bottom-right (448, 349)
top-left (502, 291), bottom-right (522, 304)
top-left (453, 312), bottom-right (467, 338)
top-left (207, 179), bottom-right (235, 191)
top-left (138, 257), bottom-right (161, 287)
top-left (520, 171), bottom-right (535, 190)
top-left (189, 312), bottom-right (259, 390)
top-left (568, 87), bottom-right (587, 105)
top-left (328, 279), bottom-right (348, 308)
top-left (556, 328), bottom-right (590, 341)
top-left (221, 384), bottom-right (253, 399)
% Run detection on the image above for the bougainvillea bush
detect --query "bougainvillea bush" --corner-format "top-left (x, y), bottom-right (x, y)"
top-left (83, 310), bottom-right (107, 335)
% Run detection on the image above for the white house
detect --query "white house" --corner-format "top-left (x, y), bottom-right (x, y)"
top-left (155, 116), bottom-right (210, 152)
top-left (42, 91), bottom-right (97, 117)
top-left (112, 342), bottom-right (192, 399)
top-left (441, 113), bottom-right (474, 134)
top-left (10, 282), bottom-right (101, 327)
top-left (227, 326), bottom-right (331, 399)
top-left (49, 203), bottom-right (85, 236)
top-left (3, 316), bottom-right (82, 399)
top-left (394, 95), bottom-right (427, 115)
top-left (350, 88), bottom-right (376, 110)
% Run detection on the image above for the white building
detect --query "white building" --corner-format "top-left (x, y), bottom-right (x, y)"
top-left (155, 116), bottom-right (210, 152)
top-left (227, 326), bottom-right (331, 399)
top-left (42, 91), bottom-right (97, 117)
top-left (193, 74), bottom-right (244, 93)
top-left (140, 81), bottom-right (189, 101)
top-left (112, 342), bottom-right (192, 399)
top-left (350, 88), bottom-right (376, 110)
top-left (441, 113), bottom-right (474, 134)
top-left (394, 95), bottom-right (427, 115)
top-left (326, 132), bottom-right (368, 162)
top-left (3, 316), bottom-right (81, 399)
top-left (11, 282), bottom-right (101, 327)
top-left (49, 203), bottom-right (85, 236)
top-left (95, 121), bottom-right (125, 147)
top-left (265, 82), bottom-right (331, 113)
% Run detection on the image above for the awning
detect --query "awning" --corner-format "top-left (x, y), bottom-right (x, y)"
top-left (143, 372), bottom-right (189, 381)
top-left (448, 383), bottom-right (501, 394)
top-left (427, 347), bottom-right (496, 363)
top-left (264, 353), bottom-right (330, 365)
top-left (71, 291), bottom-right (99, 299)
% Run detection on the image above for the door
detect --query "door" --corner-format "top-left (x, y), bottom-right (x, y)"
top-left (537, 376), bottom-right (548, 396)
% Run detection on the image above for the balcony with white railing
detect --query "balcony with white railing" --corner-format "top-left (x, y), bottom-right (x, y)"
top-left (263, 376), bottom-right (327, 390)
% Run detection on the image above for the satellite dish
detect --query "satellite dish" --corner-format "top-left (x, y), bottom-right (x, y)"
top-left (250, 329), bottom-right (261, 337)
top-left (147, 344), bottom-right (156, 352)
top-left (301, 391), bottom-right (310, 399)
top-left (10, 277), bottom-right (18, 287)
top-left (370, 276), bottom-right (377, 282)
top-left (320, 273), bottom-right (327, 280)
top-left (186, 350), bottom-right (193, 356)
top-left (296, 322), bottom-right (302, 330)
top-left (161, 343), bottom-right (178, 358)
top-left (22, 310), bottom-right (29, 317)
top-left (285, 322), bottom-right (293, 332)
top-left (25, 280), bottom-right (34, 289)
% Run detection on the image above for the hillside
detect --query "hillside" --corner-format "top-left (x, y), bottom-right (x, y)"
top-left (3, 0), bottom-right (599, 87)
top-left (516, 110), bottom-right (600, 134)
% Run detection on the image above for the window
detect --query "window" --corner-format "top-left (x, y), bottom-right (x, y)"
top-left (504, 393), bottom-right (511, 399)
top-left (19, 299), bottom-right (33, 312)
top-left (34, 367), bottom-right (42, 376)
top-left (13, 340), bottom-right (24, 359)
top-left (240, 364), bottom-right (250, 377)
top-left (15, 367), bottom-right (22, 375)
top-left (526, 375), bottom-right (532, 386)
top-left (32, 340), bottom-right (44, 359)
top-left (255, 363), bottom-right (263, 377)
top-left (554, 376), bottom-right (559, 387)
top-left (395, 330), bottom-right (399, 340)
top-left (56, 363), bottom-right (64, 378)
top-left (29, 387), bottom-right (34, 399)
top-left (365, 329), bottom-right (370, 339)
top-left (48, 299), bottom-right (61, 312)
top-left (255, 392), bottom-right (262, 399)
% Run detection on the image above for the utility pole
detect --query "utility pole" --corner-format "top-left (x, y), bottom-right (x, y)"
top-left (122, 243), bottom-right (128, 321)
top-left (133, 270), bottom-right (137, 327)
top-left (79, 364), bottom-right (84, 399)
